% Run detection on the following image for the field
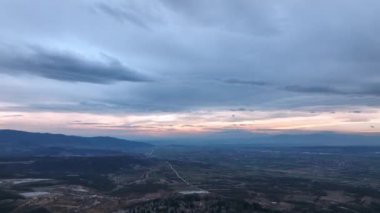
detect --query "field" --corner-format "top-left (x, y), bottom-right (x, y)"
top-left (1, 145), bottom-right (380, 212)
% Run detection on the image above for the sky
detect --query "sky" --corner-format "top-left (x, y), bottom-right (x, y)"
top-left (0, 0), bottom-right (380, 138)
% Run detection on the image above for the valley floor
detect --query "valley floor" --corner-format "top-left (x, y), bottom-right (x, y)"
top-left (1, 146), bottom-right (380, 212)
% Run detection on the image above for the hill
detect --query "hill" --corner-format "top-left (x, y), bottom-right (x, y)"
top-left (0, 129), bottom-right (153, 156)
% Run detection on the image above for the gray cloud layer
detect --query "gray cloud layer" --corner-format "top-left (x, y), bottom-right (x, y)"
top-left (0, 45), bottom-right (147, 83)
top-left (0, 0), bottom-right (379, 113)
top-left (95, 3), bottom-right (149, 29)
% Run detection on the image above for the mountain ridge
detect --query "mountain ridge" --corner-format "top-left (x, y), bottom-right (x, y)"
top-left (0, 129), bottom-right (153, 156)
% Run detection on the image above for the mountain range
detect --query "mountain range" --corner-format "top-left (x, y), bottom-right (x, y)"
top-left (0, 129), bottom-right (153, 157)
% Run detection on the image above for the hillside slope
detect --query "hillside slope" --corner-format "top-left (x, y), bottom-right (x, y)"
top-left (0, 129), bottom-right (153, 156)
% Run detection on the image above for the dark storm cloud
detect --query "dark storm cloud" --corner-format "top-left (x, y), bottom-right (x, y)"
top-left (0, 45), bottom-right (148, 84)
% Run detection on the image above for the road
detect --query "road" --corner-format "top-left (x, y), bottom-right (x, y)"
top-left (146, 149), bottom-right (208, 193)
top-left (166, 161), bottom-right (191, 185)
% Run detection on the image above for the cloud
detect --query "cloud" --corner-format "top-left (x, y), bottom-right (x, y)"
top-left (225, 78), bottom-right (380, 98)
top-left (0, 114), bottom-right (23, 118)
top-left (161, 0), bottom-right (281, 35)
top-left (361, 84), bottom-right (380, 97)
top-left (284, 84), bottom-right (380, 97)
top-left (95, 3), bottom-right (149, 29)
top-left (224, 79), bottom-right (270, 86)
top-left (0, 45), bottom-right (148, 84)
top-left (284, 85), bottom-right (345, 95)
top-left (0, 0), bottom-right (379, 135)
